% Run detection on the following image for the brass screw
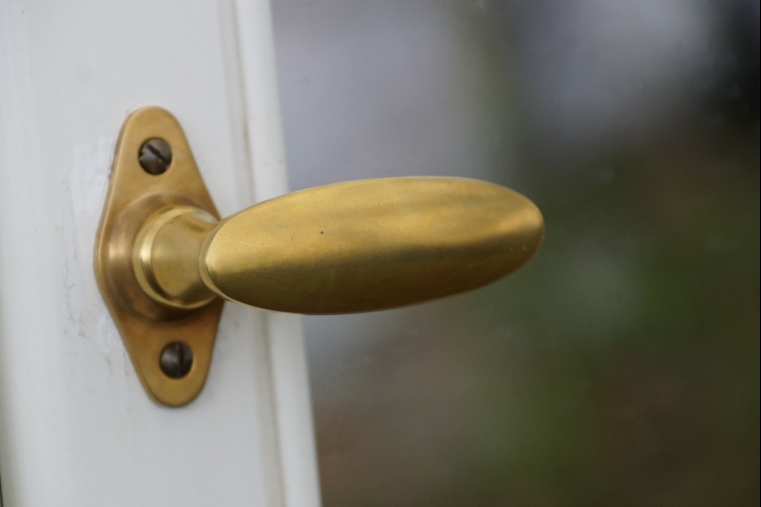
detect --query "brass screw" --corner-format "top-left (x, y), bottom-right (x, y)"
top-left (139, 138), bottom-right (172, 175)
top-left (160, 342), bottom-right (193, 379)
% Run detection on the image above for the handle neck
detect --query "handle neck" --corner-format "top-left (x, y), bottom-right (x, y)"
top-left (133, 205), bottom-right (218, 310)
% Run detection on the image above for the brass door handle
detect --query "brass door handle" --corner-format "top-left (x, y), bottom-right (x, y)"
top-left (138, 178), bottom-right (543, 314)
top-left (95, 107), bottom-right (544, 406)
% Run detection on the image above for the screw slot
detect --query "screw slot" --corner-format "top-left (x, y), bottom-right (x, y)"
top-left (160, 342), bottom-right (193, 379)
top-left (139, 138), bottom-right (173, 175)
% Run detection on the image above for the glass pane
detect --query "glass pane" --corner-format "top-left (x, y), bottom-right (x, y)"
top-left (273, 1), bottom-right (760, 505)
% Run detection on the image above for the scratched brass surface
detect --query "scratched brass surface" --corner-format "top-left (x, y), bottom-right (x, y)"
top-left (201, 178), bottom-right (544, 314)
top-left (94, 107), bottom-right (222, 407)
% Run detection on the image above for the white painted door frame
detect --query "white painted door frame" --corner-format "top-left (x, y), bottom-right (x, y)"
top-left (0, 1), bottom-right (320, 505)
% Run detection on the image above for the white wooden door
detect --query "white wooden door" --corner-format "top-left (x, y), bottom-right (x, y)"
top-left (0, 1), bottom-right (320, 505)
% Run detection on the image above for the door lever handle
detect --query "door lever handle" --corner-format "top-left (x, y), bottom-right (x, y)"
top-left (138, 177), bottom-right (543, 314)
top-left (95, 107), bottom-right (544, 406)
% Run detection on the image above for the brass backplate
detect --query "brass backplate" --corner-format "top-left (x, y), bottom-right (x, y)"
top-left (94, 107), bottom-right (222, 407)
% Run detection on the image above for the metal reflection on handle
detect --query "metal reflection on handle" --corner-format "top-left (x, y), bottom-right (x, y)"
top-left (198, 177), bottom-right (544, 313)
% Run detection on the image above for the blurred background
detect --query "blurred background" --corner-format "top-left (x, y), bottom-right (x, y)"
top-left (271, 0), bottom-right (760, 505)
